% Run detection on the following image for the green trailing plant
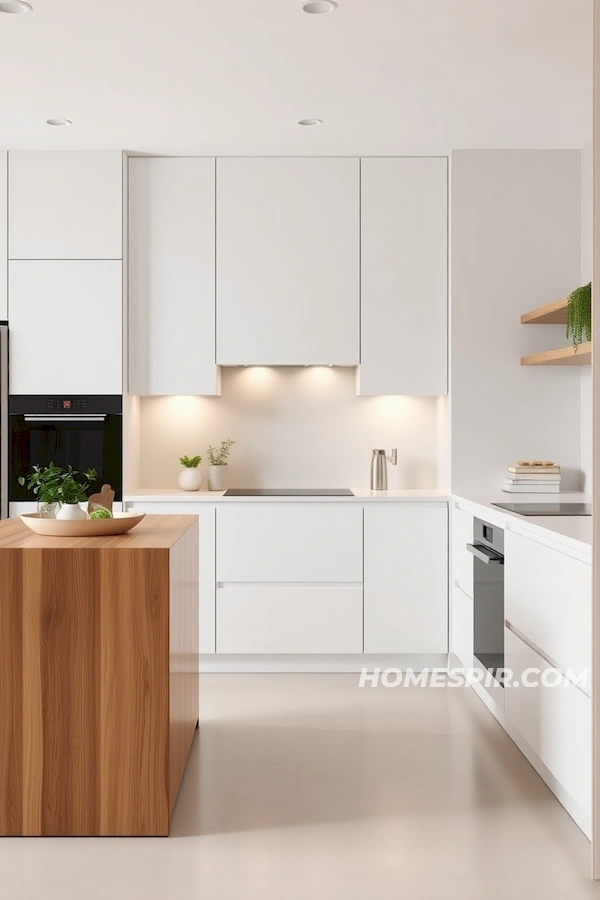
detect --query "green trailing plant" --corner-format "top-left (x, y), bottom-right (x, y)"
top-left (18, 464), bottom-right (98, 505)
top-left (566, 282), bottom-right (592, 348)
top-left (207, 438), bottom-right (235, 466)
top-left (179, 455), bottom-right (203, 468)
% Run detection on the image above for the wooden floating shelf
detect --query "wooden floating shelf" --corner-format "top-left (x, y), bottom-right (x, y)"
top-left (521, 297), bottom-right (568, 325)
top-left (521, 342), bottom-right (592, 366)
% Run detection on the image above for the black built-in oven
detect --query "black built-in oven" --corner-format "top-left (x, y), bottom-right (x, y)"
top-left (9, 395), bottom-right (122, 502)
top-left (467, 517), bottom-right (505, 684)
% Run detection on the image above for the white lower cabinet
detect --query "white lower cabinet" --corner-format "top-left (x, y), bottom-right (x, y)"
top-left (363, 505), bottom-right (448, 653)
top-left (216, 587), bottom-right (363, 654)
top-left (450, 582), bottom-right (473, 669)
top-left (504, 627), bottom-right (591, 819)
top-left (451, 505), bottom-right (473, 598)
top-left (505, 530), bottom-right (591, 677)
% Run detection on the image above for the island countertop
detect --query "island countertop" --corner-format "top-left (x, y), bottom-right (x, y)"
top-left (0, 513), bottom-right (197, 549)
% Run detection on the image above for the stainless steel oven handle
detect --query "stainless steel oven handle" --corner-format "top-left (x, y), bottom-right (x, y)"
top-left (23, 415), bottom-right (107, 422)
top-left (466, 543), bottom-right (504, 565)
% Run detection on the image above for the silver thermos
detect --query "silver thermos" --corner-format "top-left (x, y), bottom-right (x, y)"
top-left (370, 449), bottom-right (398, 491)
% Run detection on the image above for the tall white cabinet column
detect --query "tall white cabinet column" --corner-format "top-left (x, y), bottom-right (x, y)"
top-left (0, 152), bottom-right (6, 321)
top-left (128, 157), bottom-right (220, 396)
top-left (359, 157), bottom-right (448, 396)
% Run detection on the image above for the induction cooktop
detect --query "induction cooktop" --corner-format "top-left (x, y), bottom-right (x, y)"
top-left (223, 488), bottom-right (354, 497)
top-left (491, 502), bottom-right (592, 516)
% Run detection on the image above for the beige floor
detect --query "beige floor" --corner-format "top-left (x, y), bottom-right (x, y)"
top-left (1, 674), bottom-right (599, 899)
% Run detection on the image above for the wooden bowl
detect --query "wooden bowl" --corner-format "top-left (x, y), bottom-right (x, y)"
top-left (20, 511), bottom-right (146, 537)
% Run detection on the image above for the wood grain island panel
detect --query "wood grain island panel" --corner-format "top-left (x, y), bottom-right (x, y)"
top-left (0, 515), bottom-right (199, 836)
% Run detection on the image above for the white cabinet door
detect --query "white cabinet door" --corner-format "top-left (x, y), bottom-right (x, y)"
top-left (9, 151), bottom-right (123, 260)
top-left (451, 582), bottom-right (473, 668)
top-left (217, 504), bottom-right (363, 583)
top-left (505, 531), bottom-right (591, 677)
top-left (451, 505), bottom-right (473, 598)
top-left (359, 157), bottom-right (448, 396)
top-left (9, 261), bottom-right (122, 395)
top-left (217, 587), bottom-right (363, 654)
top-left (0, 152), bottom-right (6, 320)
top-left (128, 158), bottom-right (219, 396)
top-left (505, 628), bottom-right (591, 818)
top-left (364, 504), bottom-right (448, 653)
top-left (216, 157), bottom-right (359, 365)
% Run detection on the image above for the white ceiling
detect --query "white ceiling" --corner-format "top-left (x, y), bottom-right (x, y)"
top-left (0, 0), bottom-right (591, 154)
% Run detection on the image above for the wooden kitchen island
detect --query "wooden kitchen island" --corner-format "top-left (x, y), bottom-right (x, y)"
top-left (0, 514), bottom-right (199, 837)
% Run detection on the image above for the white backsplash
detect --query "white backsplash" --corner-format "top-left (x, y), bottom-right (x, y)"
top-left (138, 367), bottom-right (438, 490)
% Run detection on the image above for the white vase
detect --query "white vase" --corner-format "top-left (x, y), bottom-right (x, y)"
top-left (56, 502), bottom-right (87, 521)
top-left (207, 465), bottom-right (227, 491)
top-left (178, 468), bottom-right (204, 491)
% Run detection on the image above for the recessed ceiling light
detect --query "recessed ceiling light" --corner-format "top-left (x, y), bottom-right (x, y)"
top-left (298, 118), bottom-right (323, 127)
top-left (46, 118), bottom-right (72, 127)
top-left (302, 1), bottom-right (337, 13)
top-left (0, 0), bottom-right (32, 12)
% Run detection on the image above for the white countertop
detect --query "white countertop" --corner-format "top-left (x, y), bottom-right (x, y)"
top-left (452, 491), bottom-right (592, 558)
top-left (124, 488), bottom-right (449, 503)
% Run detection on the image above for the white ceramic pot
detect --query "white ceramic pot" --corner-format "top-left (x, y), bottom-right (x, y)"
top-left (56, 502), bottom-right (87, 521)
top-left (178, 468), bottom-right (204, 491)
top-left (207, 465), bottom-right (227, 491)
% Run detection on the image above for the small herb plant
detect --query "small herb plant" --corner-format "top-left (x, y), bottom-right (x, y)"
top-left (179, 455), bottom-right (203, 469)
top-left (206, 438), bottom-right (235, 466)
top-left (566, 282), bottom-right (592, 348)
top-left (18, 464), bottom-right (98, 505)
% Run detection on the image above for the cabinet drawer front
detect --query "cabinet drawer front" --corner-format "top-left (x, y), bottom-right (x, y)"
top-left (451, 583), bottom-right (473, 669)
top-left (451, 506), bottom-right (473, 598)
top-left (504, 628), bottom-right (590, 817)
top-left (505, 531), bottom-right (591, 675)
top-left (216, 587), bottom-right (363, 654)
top-left (216, 505), bottom-right (363, 583)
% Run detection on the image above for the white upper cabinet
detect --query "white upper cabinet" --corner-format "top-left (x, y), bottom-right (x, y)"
top-left (216, 157), bottom-right (360, 366)
top-left (364, 504), bottom-right (448, 653)
top-left (128, 157), bottom-right (219, 396)
top-left (359, 157), bottom-right (448, 396)
top-left (0, 152), bottom-right (6, 320)
top-left (9, 261), bottom-right (122, 395)
top-left (9, 151), bottom-right (123, 260)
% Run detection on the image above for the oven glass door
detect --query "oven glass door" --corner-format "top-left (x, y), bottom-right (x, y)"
top-left (11, 414), bottom-right (122, 501)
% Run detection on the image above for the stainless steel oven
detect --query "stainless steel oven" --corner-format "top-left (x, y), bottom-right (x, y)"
top-left (0, 325), bottom-right (7, 519)
top-left (467, 518), bottom-right (505, 687)
top-left (9, 395), bottom-right (122, 504)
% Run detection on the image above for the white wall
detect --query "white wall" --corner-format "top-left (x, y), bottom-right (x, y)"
top-left (580, 142), bottom-right (593, 492)
top-left (137, 367), bottom-right (438, 490)
top-left (451, 150), bottom-right (583, 492)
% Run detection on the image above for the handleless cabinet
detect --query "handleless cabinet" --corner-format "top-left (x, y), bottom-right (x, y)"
top-left (216, 157), bottom-right (360, 366)
top-left (9, 260), bottom-right (123, 395)
top-left (8, 151), bottom-right (123, 260)
top-left (359, 157), bottom-right (448, 396)
top-left (128, 157), bottom-right (220, 396)
top-left (363, 504), bottom-right (448, 653)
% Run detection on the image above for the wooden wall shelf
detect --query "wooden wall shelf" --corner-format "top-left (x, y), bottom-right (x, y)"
top-left (521, 297), bottom-right (568, 325)
top-left (521, 343), bottom-right (591, 366)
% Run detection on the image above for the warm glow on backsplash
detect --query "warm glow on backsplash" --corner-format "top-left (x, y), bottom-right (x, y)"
top-left (139, 367), bottom-right (439, 489)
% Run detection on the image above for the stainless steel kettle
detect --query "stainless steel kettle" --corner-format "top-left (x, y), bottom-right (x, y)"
top-left (370, 449), bottom-right (398, 491)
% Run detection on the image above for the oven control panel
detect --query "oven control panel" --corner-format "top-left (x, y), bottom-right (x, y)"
top-left (46, 398), bottom-right (89, 412)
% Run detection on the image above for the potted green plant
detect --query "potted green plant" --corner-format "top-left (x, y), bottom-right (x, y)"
top-left (206, 439), bottom-right (235, 491)
top-left (566, 282), bottom-right (592, 349)
top-left (178, 454), bottom-right (204, 492)
top-left (19, 464), bottom-right (98, 520)
top-left (18, 463), bottom-right (63, 518)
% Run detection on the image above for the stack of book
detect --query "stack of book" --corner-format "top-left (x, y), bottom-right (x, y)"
top-left (502, 462), bottom-right (561, 493)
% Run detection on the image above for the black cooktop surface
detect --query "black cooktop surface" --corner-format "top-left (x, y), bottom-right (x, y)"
top-left (491, 502), bottom-right (592, 516)
top-left (223, 488), bottom-right (354, 497)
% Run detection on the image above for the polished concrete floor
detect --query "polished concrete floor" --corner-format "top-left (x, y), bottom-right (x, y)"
top-left (1, 674), bottom-right (598, 899)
